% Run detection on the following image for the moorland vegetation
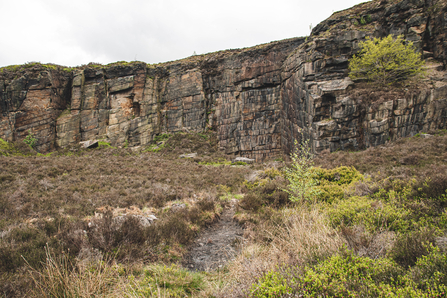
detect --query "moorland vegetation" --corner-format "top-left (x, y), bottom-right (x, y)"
top-left (1, 128), bottom-right (447, 297)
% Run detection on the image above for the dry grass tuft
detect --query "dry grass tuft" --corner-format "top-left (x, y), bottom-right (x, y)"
top-left (218, 206), bottom-right (343, 297)
top-left (25, 245), bottom-right (121, 298)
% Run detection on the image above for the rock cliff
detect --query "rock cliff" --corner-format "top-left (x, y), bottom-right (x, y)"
top-left (1, 0), bottom-right (447, 160)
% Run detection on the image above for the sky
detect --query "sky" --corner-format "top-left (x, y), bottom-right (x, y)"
top-left (0, 0), bottom-right (369, 68)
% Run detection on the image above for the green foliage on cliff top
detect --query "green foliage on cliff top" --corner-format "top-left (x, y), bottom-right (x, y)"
top-left (349, 35), bottom-right (425, 85)
top-left (0, 62), bottom-right (62, 73)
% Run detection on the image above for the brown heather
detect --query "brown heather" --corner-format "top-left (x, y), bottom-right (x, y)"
top-left (2, 130), bottom-right (447, 297)
top-left (0, 132), bottom-right (252, 297)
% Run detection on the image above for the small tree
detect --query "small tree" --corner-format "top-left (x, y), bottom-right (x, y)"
top-left (24, 130), bottom-right (37, 148)
top-left (283, 138), bottom-right (320, 202)
top-left (349, 35), bottom-right (424, 85)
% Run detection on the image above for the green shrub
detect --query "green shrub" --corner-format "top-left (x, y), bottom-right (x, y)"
top-left (153, 133), bottom-right (172, 143)
top-left (388, 228), bottom-right (437, 268)
top-left (0, 138), bottom-right (12, 155)
top-left (23, 130), bottom-right (37, 148)
top-left (349, 35), bottom-right (424, 85)
top-left (283, 139), bottom-right (320, 202)
top-left (98, 141), bottom-right (114, 148)
top-left (315, 166), bottom-right (363, 186)
top-left (410, 244), bottom-right (447, 292)
top-left (328, 196), bottom-right (410, 232)
top-left (313, 166), bottom-right (364, 202)
top-left (249, 270), bottom-right (294, 297)
top-left (299, 252), bottom-right (405, 297)
top-left (250, 249), bottom-right (447, 297)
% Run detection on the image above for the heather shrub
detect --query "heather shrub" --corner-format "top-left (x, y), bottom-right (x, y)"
top-left (239, 180), bottom-right (289, 211)
top-left (239, 193), bottom-right (264, 211)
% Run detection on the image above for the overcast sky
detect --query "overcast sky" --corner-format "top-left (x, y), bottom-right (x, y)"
top-left (0, 0), bottom-right (369, 68)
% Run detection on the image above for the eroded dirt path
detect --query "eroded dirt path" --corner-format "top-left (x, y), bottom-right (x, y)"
top-left (183, 201), bottom-right (244, 271)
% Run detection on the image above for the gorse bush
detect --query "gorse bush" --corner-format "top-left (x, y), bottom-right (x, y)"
top-left (349, 34), bottom-right (424, 85)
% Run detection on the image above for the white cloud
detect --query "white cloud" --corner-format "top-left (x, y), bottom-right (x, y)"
top-left (0, 0), bottom-right (369, 67)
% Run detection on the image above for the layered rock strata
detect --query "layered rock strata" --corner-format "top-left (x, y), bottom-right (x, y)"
top-left (281, 0), bottom-right (447, 154)
top-left (1, 0), bottom-right (447, 160)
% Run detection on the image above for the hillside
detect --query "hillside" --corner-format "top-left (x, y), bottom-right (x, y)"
top-left (1, 130), bottom-right (447, 296)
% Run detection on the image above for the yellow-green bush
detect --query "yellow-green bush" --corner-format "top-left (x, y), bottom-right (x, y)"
top-left (250, 270), bottom-right (294, 297)
top-left (328, 196), bottom-right (410, 232)
top-left (315, 166), bottom-right (363, 186)
top-left (349, 35), bottom-right (424, 85)
top-left (314, 166), bottom-right (364, 203)
top-left (410, 245), bottom-right (447, 292)
top-left (251, 249), bottom-right (447, 297)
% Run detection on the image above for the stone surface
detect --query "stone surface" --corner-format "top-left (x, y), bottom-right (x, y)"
top-left (233, 157), bottom-right (255, 164)
top-left (180, 153), bottom-right (198, 159)
top-left (1, 0), bottom-right (447, 159)
top-left (80, 140), bottom-right (99, 149)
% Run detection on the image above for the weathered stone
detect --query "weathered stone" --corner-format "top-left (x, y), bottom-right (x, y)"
top-left (0, 0), bottom-right (446, 159)
top-left (80, 140), bottom-right (98, 149)
top-left (420, 133), bottom-right (434, 138)
top-left (107, 75), bottom-right (134, 93)
top-left (180, 153), bottom-right (198, 159)
top-left (233, 157), bottom-right (255, 164)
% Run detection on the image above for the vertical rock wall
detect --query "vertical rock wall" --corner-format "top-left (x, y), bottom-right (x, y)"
top-left (280, 0), bottom-right (447, 155)
top-left (0, 38), bottom-right (302, 158)
top-left (0, 67), bottom-right (72, 151)
top-left (1, 0), bottom-right (447, 159)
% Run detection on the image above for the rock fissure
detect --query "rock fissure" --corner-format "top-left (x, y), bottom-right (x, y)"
top-left (1, 1), bottom-right (447, 158)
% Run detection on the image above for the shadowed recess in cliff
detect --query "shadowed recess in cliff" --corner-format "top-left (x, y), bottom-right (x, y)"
top-left (0, 0), bottom-right (447, 160)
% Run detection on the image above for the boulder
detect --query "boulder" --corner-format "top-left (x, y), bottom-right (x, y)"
top-left (180, 153), bottom-right (198, 159)
top-left (80, 140), bottom-right (99, 149)
top-left (233, 157), bottom-right (255, 164)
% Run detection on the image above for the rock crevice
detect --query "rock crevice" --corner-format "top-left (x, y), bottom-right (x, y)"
top-left (1, 0), bottom-right (447, 159)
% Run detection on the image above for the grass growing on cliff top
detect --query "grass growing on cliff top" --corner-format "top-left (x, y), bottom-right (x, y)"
top-left (2, 131), bottom-right (447, 297)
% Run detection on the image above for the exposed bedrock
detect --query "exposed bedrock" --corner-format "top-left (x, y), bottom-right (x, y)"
top-left (1, 0), bottom-right (447, 160)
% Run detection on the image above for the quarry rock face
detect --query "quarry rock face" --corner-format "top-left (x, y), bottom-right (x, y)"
top-left (281, 0), bottom-right (447, 154)
top-left (1, 0), bottom-right (447, 160)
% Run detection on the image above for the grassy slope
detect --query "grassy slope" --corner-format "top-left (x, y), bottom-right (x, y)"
top-left (1, 131), bottom-right (447, 297)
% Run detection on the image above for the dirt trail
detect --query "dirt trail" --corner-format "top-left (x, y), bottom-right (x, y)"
top-left (183, 201), bottom-right (244, 272)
